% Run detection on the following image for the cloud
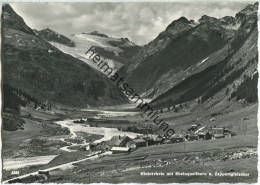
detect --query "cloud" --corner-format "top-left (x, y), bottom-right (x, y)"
top-left (10, 1), bottom-right (253, 45)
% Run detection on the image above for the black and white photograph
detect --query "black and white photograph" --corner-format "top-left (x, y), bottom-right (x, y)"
top-left (1, 0), bottom-right (259, 183)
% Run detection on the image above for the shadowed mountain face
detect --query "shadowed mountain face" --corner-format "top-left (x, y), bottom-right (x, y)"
top-left (119, 3), bottom-right (258, 109)
top-left (119, 17), bottom-right (196, 77)
top-left (2, 4), bottom-right (128, 108)
top-left (149, 3), bottom-right (258, 108)
top-left (120, 15), bottom-right (237, 95)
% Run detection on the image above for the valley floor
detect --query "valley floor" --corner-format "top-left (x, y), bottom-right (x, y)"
top-left (1, 102), bottom-right (258, 183)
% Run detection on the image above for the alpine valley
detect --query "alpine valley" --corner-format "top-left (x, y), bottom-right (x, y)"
top-left (1, 2), bottom-right (258, 184)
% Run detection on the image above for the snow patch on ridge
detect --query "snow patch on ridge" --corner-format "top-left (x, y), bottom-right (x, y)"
top-left (198, 57), bottom-right (209, 66)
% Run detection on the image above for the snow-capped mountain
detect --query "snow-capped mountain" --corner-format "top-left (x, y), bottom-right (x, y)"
top-left (48, 31), bottom-right (140, 74)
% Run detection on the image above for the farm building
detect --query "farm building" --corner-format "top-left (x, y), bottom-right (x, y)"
top-left (212, 133), bottom-right (225, 139)
top-left (126, 140), bottom-right (137, 150)
top-left (153, 137), bottom-right (163, 144)
top-left (196, 131), bottom-right (212, 140)
top-left (132, 138), bottom-right (148, 147)
top-left (210, 127), bottom-right (225, 139)
top-left (211, 127), bottom-right (225, 134)
top-left (89, 143), bottom-right (98, 151)
top-left (185, 134), bottom-right (199, 141)
top-left (85, 143), bottom-right (90, 151)
top-left (161, 138), bottom-right (171, 144)
top-left (206, 127), bottom-right (233, 139)
top-left (188, 124), bottom-right (201, 132)
top-left (111, 147), bottom-right (130, 154)
top-left (107, 135), bottom-right (132, 147)
top-left (145, 136), bottom-right (162, 145)
top-left (126, 138), bottom-right (147, 149)
top-left (90, 142), bottom-right (110, 151)
top-left (169, 135), bottom-right (186, 143)
top-left (141, 135), bottom-right (161, 144)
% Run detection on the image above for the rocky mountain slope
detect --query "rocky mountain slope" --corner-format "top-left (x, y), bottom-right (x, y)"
top-left (120, 2), bottom-right (258, 108)
top-left (120, 15), bottom-right (235, 96)
top-left (119, 17), bottom-right (197, 76)
top-left (34, 28), bottom-right (75, 47)
top-left (150, 2), bottom-right (258, 108)
top-left (2, 4), bottom-right (128, 109)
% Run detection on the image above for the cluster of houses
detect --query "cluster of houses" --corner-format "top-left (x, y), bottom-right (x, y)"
top-left (88, 135), bottom-right (159, 154)
top-left (73, 118), bottom-right (88, 123)
top-left (185, 124), bottom-right (235, 141)
top-left (158, 103), bottom-right (187, 114)
top-left (87, 124), bottom-right (235, 154)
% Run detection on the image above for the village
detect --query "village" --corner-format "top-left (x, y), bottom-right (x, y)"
top-left (81, 121), bottom-right (237, 154)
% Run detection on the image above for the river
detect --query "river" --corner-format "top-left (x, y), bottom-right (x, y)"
top-left (56, 119), bottom-right (141, 144)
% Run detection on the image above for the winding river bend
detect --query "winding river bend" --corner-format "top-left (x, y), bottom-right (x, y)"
top-left (57, 119), bottom-right (140, 142)
top-left (56, 119), bottom-right (141, 151)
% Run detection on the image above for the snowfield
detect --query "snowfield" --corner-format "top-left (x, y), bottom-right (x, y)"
top-left (198, 57), bottom-right (209, 66)
top-left (50, 33), bottom-right (124, 73)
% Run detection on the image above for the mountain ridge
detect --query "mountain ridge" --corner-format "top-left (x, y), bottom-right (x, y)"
top-left (119, 2), bottom-right (258, 109)
top-left (34, 28), bottom-right (75, 47)
top-left (150, 2), bottom-right (258, 108)
top-left (2, 4), bottom-right (128, 108)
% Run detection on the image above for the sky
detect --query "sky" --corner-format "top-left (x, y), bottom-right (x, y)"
top-left (11, 1), bottom-right (254, 45)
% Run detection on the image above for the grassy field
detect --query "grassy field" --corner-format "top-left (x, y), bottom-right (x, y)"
top-left (46, 136), bottom-right (257, 183)
top-left (2, 117), bottom-right (69, 158)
